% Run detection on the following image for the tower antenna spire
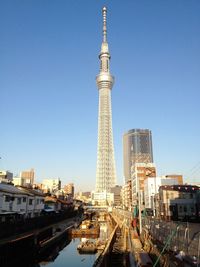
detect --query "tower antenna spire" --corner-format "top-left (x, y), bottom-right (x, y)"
top-left (102, 7), bottom-right (107, 42)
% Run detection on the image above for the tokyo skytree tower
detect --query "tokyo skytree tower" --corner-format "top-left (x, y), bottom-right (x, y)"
top-left (95, 7), bottom-right (117, 193)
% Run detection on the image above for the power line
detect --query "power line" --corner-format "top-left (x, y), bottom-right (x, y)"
top-left (185, 161), bottom-right (200, 177)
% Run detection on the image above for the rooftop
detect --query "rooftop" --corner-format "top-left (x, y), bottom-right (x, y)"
top-left (160, 184), bottom-right (200, 193)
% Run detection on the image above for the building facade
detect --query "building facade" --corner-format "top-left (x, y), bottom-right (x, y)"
top-left (144, 177), bottom-right (179, 211)
top-left (121, 180), bottom-right (132, 211)
top-left (0, 183), bottom-right (45, 221)
top-left (42, 178), bottom-right (61, 194)
top-left (123, 129), bottom-right (153, 182)
top-left (158, 185), bottom-right (200, 221)
top-left (131, 163), bottom-right (156, 211)
top-left (20, 168), bottom-right (35, 186)
top-left (110, 185), bottom-right (122, 207)
top-left (164, 174), bottom-right (183, 185)
top-left (0, 171), bottom-right (13, 183)
top-left (64, 183), bottom-right (74, 198)
top-left (91, 191), bottom-right (114, 206)
top-left (95, 7), bottom-right (116, 194)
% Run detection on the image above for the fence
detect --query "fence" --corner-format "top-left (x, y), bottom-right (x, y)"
top-left (142, 217), bottom-right (200, 261)
top-left (0, 207), bottom-right (78, 240)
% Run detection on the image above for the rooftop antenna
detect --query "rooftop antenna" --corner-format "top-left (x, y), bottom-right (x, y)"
top-left (102, 7), bottom-right (107, 42)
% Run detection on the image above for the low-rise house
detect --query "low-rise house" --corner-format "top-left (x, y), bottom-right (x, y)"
top-left (44, 195), bottom-right (73, 213)
top-left (44, 196), bottom-right (61, 213)
top-left (144, 176), bottom-right (179, 215)
top-left (17, 186), bottom-right (45, 217)
top-left (0, 183), bottom-right (45, 221)
top-left (0, 183), bottom-right (29, 221)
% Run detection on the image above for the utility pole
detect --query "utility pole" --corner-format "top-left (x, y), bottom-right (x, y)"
top-left (137, 174), bottom-right (142, 234)
top-left (197, 232), bottom-right (200, 267)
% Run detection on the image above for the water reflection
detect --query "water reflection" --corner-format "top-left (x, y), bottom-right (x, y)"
top-left (37, 221), bottom-right (110, 267)
top-left (38, 239), bottom-right (97, 267)
top-left (39, 240), bottom-right (71, 264)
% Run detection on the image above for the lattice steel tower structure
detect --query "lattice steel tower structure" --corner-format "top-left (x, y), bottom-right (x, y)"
top-left (95, 7), bottom-right (116, 193)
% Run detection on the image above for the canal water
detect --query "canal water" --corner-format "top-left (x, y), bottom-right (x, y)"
top-left (36, 221), bottom-right (111, 267)
top-left (39, 238), bottom-right (97, 267)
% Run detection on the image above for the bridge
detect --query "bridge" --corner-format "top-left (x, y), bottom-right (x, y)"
top-left (83, 205), bottom-right (110, 212)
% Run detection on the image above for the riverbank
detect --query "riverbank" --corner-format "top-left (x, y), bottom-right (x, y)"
top-left (0, 214), bottom-right (84, 267)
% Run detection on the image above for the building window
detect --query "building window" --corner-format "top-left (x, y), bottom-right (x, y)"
top-left (169, 205), bottom-right (173, 211)
top-left (17, 198), bottom-right (21, 204)
top-left (5, 195), bottom-right (10, 202)
top-left (23, 197), bottom-right (26, 202)
top-left (29, 199), bottom-right (33, 205)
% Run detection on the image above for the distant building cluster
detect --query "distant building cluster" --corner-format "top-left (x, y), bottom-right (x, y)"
top-left (1, 127), bottom-right (199, 223)
top-left (0, 168), bottom-right (76, 222)
top-left (121, 128), bottom-right (200, 222)
top-left (89, 127), bottom-right (200, 222)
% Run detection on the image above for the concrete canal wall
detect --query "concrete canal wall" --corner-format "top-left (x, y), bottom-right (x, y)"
top-left (93, 212), bottom-right (134, 267)
top-left (93, 223), bottom-right (119, 267)
top-left (0, 216), bottom-right (80, 266)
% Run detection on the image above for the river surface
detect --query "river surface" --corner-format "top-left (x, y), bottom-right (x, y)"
top-left (36, 221), bottom-right (110, 267)
top-left (39, 238), bottom-right (97, 267)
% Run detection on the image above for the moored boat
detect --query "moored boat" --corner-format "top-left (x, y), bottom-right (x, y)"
top-left (96, 239), bottom-right (106, 251)
top-left (77, 240), bottom-right (97, 254)
top-left (70, 220), bottom-right (100, 236)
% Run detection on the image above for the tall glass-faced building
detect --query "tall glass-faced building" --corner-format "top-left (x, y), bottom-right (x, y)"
top-left (123, 129), bottom-right (153, 182)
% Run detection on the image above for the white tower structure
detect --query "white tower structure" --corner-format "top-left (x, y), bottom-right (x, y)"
top-left (95, 7), bottom-right (117, 193)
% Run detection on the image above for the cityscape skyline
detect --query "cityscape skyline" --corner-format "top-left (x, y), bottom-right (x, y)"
top-left (1, 1), bottom-right (200, 192)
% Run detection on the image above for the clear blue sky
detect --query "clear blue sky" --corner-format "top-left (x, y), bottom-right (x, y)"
top-left (1, 0), bottom-right (200, 191)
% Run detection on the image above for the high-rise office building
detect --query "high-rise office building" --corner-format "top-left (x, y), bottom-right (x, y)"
top-left (95, 7), bottom-right (116, 193)
top-left (123, 129), bottom-right (153, 182)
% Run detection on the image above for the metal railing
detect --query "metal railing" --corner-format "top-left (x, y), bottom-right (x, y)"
top-left (142, 217), bottom-right (200, 263)
top-left (0, 208), bottom-right (78, 240)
